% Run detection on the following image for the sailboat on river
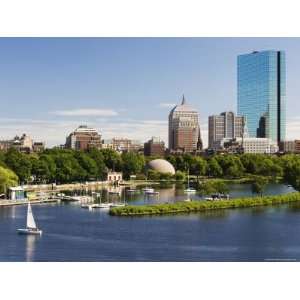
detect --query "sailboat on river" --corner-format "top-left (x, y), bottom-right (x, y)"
top-left (17, 202), bottom-right (42, 235)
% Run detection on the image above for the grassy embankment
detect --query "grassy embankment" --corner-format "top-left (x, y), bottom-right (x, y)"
top-left (109, 192), bottom-right (300, 216)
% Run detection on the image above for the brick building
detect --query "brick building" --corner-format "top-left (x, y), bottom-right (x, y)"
top-left (144, 137), bottom-right (165, 156)
top-left (65, 125), bottom-right (102, 151)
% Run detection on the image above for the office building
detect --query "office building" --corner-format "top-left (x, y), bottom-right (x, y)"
top-left (144, 137), bottom-right (165, 156)
top-left (0, 134), bottom-right (43, 153)
top-left (102, 138), bottom-right (142, 153)
top-left (221, 137), bottom-right (278, 154)
top-left (168, 95), bottom-right (202, 153)
top-left (237, 50), bottom-right (286, 144)
top-left (208, 111), bottom-right (245, 149)
top-left (65, 125), bottom-right (102, 151)
top-left (279, 140), bottom-right (296, 153)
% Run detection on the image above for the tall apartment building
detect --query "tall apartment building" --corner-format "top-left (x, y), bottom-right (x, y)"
top-left (168, 95), bottom-right (202, 153)
top-left (208, 111), bottom-right (245, 149)
top-left (144, 137), bottom-right (165, 156)
top-left (65, 125), bottom-right (102, 151)
top-left (237, 50), bottom-right (286, 144)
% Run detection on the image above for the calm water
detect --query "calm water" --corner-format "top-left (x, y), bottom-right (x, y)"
top-left (1, 183), bottom-right (299, 262)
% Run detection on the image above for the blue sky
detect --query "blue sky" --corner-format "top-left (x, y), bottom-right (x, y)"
top-left (0, 37), bottom-right (299, 147)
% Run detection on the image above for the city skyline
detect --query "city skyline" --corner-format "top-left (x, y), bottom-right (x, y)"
top-left (1, 38), bottom-right (300, 147)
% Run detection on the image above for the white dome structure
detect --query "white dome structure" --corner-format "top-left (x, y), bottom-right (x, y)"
top-left (147, 159), bottom-right (175, 175)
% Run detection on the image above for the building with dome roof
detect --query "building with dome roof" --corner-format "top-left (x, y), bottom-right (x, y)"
top-left (147, 159), bottom-right (175, 175)
top-left (168, 95), bottom-right (202, 153)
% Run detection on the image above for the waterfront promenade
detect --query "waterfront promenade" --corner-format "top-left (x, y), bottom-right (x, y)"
top-left (0, 198), bottom-right (59, 207)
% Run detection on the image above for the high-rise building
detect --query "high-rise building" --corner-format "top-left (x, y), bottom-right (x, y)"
top-left (237, 50), bottom-right (286, 144)
top-left (168, 95), bottom-right (202, 153)
top-left (65, 125), bottom-right (102, 150)
top-left (144, 137), bottom-right (165, 156)
top-left (208, 111), bottom-right (245, 149)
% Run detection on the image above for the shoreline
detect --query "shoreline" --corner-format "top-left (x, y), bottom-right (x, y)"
top-left (109, 192), bottom-right (300, 216)
top-left (0, 198), bottom-right (59, 207)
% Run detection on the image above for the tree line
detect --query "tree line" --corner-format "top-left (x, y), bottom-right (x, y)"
top-left (0, 148), bottom-right (300, 193)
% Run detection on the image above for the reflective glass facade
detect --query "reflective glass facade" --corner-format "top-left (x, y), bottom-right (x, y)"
top-left (237, 50), bottom-right (286, 143)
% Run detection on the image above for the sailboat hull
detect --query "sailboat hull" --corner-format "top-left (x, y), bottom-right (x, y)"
top-left (17, 228), bottom-right (42, 235)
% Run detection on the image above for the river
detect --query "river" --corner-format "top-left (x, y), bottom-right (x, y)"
top-left (0, 183), bottom-right (299, 261)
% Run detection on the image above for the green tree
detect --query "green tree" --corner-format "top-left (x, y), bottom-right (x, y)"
top-left (87, 148), bottom-right (107, 179)
top-left (5, 148), bottom-right (32, 183)
top-left (75, 151), bottom-right (98, 180)
top-left (30, 157), bottom-right (50, 183)
top-left (283, 155), bottom-right (300, 191)
top-left (54, 154), bottom-right (86, 183)
top-left (175, 170), bottom-right (186, 181)
top-left (159, 172), bottom-right (173, 181)
top-left (198, 180), bottom-right (228, 196)
top-left (207, 158), bottom-right (223, 177)
top-left (147, 169), bottom-right (161, 181)
top-left (215, 155), bottom-right (244, 178)
top-left (0, 166), bottom-right (18, 194)
top-left (191, 157), bottom-right (207, 179)
top-left (122, 152), bottom-right (145, 179)
top-left (39, 154), bottom-right (57, 182)
top-left (251, 176), bottom-right (269, 197)
top-left (100, 149), bottom-right (122, 171)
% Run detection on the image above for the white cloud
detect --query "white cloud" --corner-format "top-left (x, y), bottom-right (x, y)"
top-left (0, 117), bottom-right (207, 149)
top-left (158, 103), bottom-right (176, 108)
top-left (286, 117), bottom-right (300, 140)
top-left (53, 108), bottom-right (118, 117)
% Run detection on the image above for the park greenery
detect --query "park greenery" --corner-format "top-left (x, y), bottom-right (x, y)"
top-left (0, 147), bottom-right (300, 194)
top-left (109, 192), bottom-right (300, 216)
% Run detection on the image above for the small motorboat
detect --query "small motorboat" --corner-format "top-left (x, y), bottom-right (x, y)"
top-left (17, 202), bottom-right (42, 235)
top-left (204, 197), bottom-right (213, 201)
top-left (110, 203), bottom-right (126, 208)
top-left (184, 188), bottom-right (197, 194)
top-left (99, 203), bottom-right (113, 209)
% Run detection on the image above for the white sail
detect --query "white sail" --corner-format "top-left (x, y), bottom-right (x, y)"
top-left (27, 202), bottom-right (37, 229)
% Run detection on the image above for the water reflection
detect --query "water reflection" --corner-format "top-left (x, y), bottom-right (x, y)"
top-left (25, 235), bottom-right (38, 262)
top-left (0, 206), bottom-right (19, 219)
top-left (198, 209), bottom-right (230, 219)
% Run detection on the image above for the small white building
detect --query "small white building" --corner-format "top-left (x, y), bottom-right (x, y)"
top-left (9, 186), bottom-right (26, 200)
top-left (107, 172), bottom-right (123, 184)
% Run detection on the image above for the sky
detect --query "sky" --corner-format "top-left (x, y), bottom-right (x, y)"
top-left (0, 37), bottom-right (300, 148)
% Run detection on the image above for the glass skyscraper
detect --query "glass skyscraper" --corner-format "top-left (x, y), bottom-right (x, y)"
top-left (237, 50), bottom-right (286, 144)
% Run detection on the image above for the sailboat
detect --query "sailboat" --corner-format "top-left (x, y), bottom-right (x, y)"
top-left (184, 169), bottom-right (196, 194)
top-left (110, 189), bottom-right (126, 208)
top-left (17, 202), bottom-right (42, 235)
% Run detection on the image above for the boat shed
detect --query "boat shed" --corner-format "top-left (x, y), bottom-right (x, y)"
top-left (9, 186), bottom-right (26, 200)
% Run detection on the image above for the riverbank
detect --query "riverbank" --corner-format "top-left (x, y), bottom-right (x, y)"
top-left (0, 198), bottom-right (59, 207)
top-left (109, 192), bottom-right (300, 216)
